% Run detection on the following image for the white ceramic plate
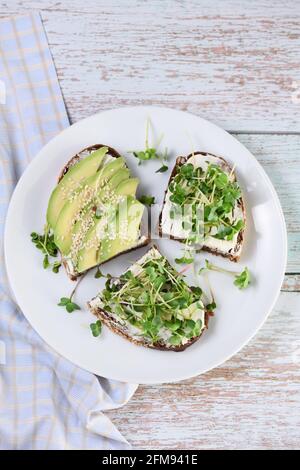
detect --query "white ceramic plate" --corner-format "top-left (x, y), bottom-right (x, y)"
top-left (4, 106), bottom-right (287, 384)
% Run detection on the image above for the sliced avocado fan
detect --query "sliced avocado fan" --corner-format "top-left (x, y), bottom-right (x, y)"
top-left (54, 157), bottom-right (126, 254)
top-left (47, 146), bottom-right (108, 229)
top-left (69, 168), bottom-right (130, 263)
top-left (76, 179), bottom-right (141, 273)
top-left (97, 197), bottom-right (145, 265)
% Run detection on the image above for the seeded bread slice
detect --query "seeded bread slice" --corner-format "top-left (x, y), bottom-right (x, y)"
top-left (54, 144), bottom-right (149, 280)
top-left (88, 245), bottom-right (210, 352)
top-left (158, 152), bottom-right (246, 262)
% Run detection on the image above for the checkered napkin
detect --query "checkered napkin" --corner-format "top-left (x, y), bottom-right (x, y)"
top-left (0, 13), bottom-right (137, 450)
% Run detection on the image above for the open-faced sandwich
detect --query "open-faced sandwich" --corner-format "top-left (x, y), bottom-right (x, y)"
top-left (88, 246), bottom-right (210, 351)
top-left (46, 144), bottom-right (149, 280)
top-left (159, 152), bottom-right (245, 262)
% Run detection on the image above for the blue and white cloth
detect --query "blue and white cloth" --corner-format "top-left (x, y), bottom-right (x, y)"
top-left (0, 13), bottom-right (137, 450)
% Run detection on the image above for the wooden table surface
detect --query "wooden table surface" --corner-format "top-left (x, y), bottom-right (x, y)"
top-left (2, 0), bottom-right (300, 450)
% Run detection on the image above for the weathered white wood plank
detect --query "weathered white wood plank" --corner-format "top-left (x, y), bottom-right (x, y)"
top-left (1, 0), bottom-right (300, 132)
top-left (108, 292), bottom-right (300, 449)
top-left (282, 274), bottom-right (300, 292)
top-left (233, 133), bottom-right (300, 274)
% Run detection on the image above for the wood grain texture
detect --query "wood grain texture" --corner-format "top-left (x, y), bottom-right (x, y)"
top-left (2, 0), bottom-right (300, 450)
top-left (1, 0), bottom-right (300, 132)
top-left (282, 274), bottom-right (300, 292)
top-left (108, 292), bottom-right (300, 450)
top-left (233, 133), bottom-right (300, 274)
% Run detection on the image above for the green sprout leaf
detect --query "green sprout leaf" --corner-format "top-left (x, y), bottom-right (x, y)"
top-left (58, 297), bottom-right (70, 306)
top-left (169, 335), bottom-right (183, 346)
top-left (133, 149), bottom-right (158, 161)
top-left (139, 195), bottom-right (155, 206)
top-left (95, 267), bottom-right (104, 279)
top-left (52, 261), bottom-right (61, 273)
top-left (130, 119), bottom-right (168, 172)
top-left (165, 319), bottom-right (181, 332)
top-left (58, 297), bottom-right (80, 313)
top-left (190, 286), bottom-right (202, 297)
top-left (175, 256), bottom-right (194, 265)
top-left (234, 267), bottom-right (250, 289)
top-left (199, 259), bottom-right (251, 290)
top-left (43, 255), bottom-right (49, 269)
top-left (156, 164), bottom-right (168, 173)
top-left (206, 301), bottom-right (217, 312)
top-left (180, 163), bottom-right (194, 179)
top-left (90, 320), bottom-right (102, 337)
top-left (31, 226), bottom-right (60, 273)
top-left (66, 302), bottom-right (80, 313)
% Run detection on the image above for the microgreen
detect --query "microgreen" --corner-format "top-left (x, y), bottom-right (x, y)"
top-left (58, 297), bottom-right (80, 313)
top-left (130, 119), bottom-right (168, 172)
top-left (234, 267), bottom-right (250, 289)
top-left (94, 267), bottom-right (104, 279)
top-left (99, 254), bottom-right (205, 346)
top-left (139, 195), bottom-right (156, 206)
top-left (133, 148), bottom-right (158, 163)
top-left (199, 259), bottom-right (251, 290)
top-left (156, 164), bottom-right (168, 173)
top-left (169, 335), bottom-right (182, 346)
top-left (215, 219), bottom-right (244, 241)
top-left (52, 261), bottom-right (61, 274)
top-left (57, 274), bottom-right (86, 313)
top-left (190, 286), bottom-right (202, 296)
top-left (43, 255), bottom-right (50, 269)
top-left (168, 160), bottom-right (243, 244)
top-left (90, 320), bottom-right (102, 337)
top-left (175, 256), bottom-right (194, 265)
top-left (206, 301), bottom-right (217, 312)
top-left (175, 239), bottom-right (195, 266)
top-left (31, 225), bottom-right (60, 273)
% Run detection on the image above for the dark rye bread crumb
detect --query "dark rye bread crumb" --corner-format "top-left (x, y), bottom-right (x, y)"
top-left (158, 151), bottom-right (246, 262)
top-left (56, 144), bottom-right (150, 280)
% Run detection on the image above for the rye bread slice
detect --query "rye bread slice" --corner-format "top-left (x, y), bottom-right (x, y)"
top-left (88, 245), bottom-right (210, 352)
top-left (55, 144), bottom-right (149, 280)
top-left (158, 152), bottom-right (246, 262)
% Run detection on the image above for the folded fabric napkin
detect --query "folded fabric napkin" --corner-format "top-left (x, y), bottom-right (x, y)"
top-left (0, 12), bottom-right (137, 450)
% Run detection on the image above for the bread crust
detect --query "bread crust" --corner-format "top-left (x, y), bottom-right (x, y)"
top-left (56, 144), bottom-right (149, 280)
top-left (58, 144), bottom-right (121, 182)
top-left (158, 151), bottom-right (246, 262)
top-left (88, 301), bottom-right (210, 352)
top-left (63, 235), bottom-right (150, 281)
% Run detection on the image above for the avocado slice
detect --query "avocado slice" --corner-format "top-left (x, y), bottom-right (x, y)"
top-left (115, 177), bottom-right (139, 197)
top-left (54, 157), bottom-right (126, 255)
top-left (75, 180), bottom-right (141, 273)
top-left (69, 169), bottom-right (130, 262)
top-left (95, 168), bottom-right (130, 204)
top-left (97, 197), bottom-right (145, 264)
top-left (97, 155), bottom-right (126, 183)
top-left (76, 209), bottom-right (114, 273)
top-left (46, 147), bottom-right (108, 229)
top-left (69, 203), bottom-right (96, 263)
